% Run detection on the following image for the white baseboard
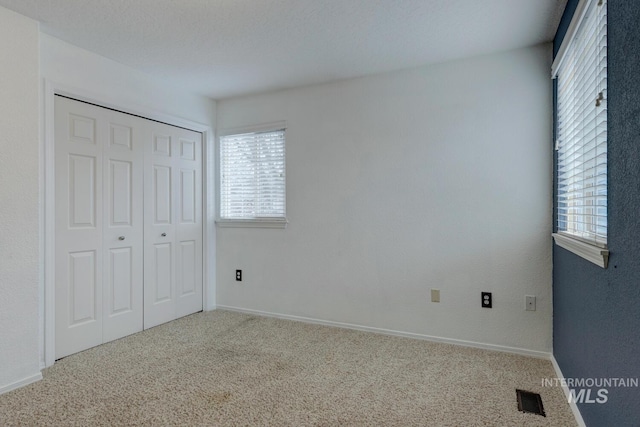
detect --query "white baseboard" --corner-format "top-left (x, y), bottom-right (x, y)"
top-left (0, 372), bottom-right (43, 395)
top-left (216, 305), bottom-right (552, 359)
top-left (550, 355), bottom-right (587, 427)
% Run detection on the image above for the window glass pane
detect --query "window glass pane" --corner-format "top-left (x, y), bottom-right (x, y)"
top-left (220, 129), bottom-right (286, 220)
top-left (556, 0), bottom-right (607, 245)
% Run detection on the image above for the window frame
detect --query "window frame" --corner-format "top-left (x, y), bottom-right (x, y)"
top-left (552, 0), bottom-right (609, 268)
top-left (216, 121), bottom-right (288, 229)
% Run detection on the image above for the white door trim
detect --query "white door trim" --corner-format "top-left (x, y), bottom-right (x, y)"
top-left (41, 79), bottom-right (216, 367)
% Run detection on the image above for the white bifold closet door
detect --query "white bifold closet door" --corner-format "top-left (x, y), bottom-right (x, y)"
top-left (143, 121), bottom-right (203, 329)
top-left (54, 96), bottom-right (202, 360)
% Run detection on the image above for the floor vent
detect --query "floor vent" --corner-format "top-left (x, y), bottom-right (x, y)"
top-left (516, 389), bottom-right (545, 417)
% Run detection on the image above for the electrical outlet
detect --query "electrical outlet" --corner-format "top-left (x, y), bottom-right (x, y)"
top-left (431, 289), bottom-right (440, 303)
top-left (481, 292), bottom-right (492, 308)
top-left (525, 295), bottom-right (536, 311)
top-left (236, 270), bottom-right (242, 281)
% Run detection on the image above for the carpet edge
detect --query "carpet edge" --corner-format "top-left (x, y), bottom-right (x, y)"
top-left (216, 305), bottom-right (552, 359)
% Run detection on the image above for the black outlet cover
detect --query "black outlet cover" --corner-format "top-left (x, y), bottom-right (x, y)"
top-left (481, 292), bottom-right (492, 308)
top-left (236, 270), bottom-right (242, 281)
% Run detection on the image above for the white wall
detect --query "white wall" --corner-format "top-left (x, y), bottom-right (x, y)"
top-left (41, 34), bottom-right (216, 127)
top-left (0, 6), bottom-right (41, 392)
top-left (217, 44), bottom-right (553, 354)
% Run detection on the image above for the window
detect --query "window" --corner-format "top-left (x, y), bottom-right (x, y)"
top-left (218, 125), bottom-right (286, 227)
top-left (552, 0), bottom-right (608, 267)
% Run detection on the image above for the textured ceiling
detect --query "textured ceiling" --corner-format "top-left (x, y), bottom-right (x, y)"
top-left (0, 0), bottom-right (567, 99)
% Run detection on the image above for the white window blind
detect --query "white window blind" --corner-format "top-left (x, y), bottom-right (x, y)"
top-left (556, 0), bottom-right (607, 246)
top-left (220, 129), bottom-right (286, 221)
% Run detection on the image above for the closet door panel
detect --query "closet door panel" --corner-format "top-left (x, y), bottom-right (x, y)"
top-left (55, 97), bottom-right (104, 359)
top-left (174, 131), bottom-right (203, 318)
top-left (144, 127), bottom-right (177, 329)
top-left (144, 124), bottom-right (203, 328)
top-left (55, 97), bottom-right (145, 357)
top-left (102, 111), bottom-right (144, 343)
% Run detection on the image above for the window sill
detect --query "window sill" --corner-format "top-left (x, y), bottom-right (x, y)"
top-left (216, 219), bottom-right (288, 229)
top-left (552, 233), bottom-right (609, 268)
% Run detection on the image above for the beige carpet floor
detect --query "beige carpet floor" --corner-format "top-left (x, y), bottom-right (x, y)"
top-left (0, 310), bottom-right (577, 426)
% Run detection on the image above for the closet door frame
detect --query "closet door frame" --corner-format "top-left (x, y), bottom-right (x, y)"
top-left (42, 80), bottom-right (216, 368)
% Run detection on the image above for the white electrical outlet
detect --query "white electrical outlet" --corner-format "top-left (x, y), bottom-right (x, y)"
top-left (431, 289), bottom-right (440, 303)
top-left (525, 295), bottom-right (536, 311)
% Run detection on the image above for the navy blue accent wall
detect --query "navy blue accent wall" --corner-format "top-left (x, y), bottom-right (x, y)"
top-left (553, 1), bottom-right (640, 426)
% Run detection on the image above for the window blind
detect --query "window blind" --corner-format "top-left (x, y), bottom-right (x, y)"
top-left (556, 0), bottom-right (607, 245)
top-left (220, 129), bottom-right (286, 220)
